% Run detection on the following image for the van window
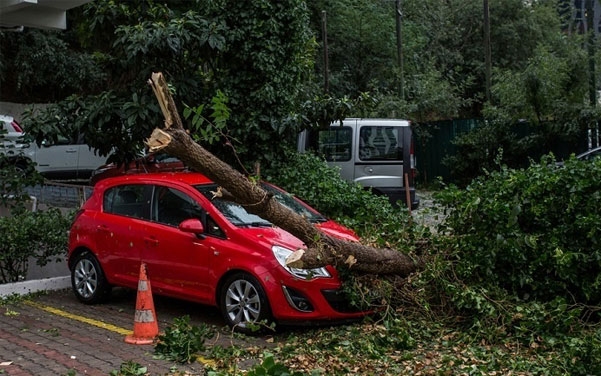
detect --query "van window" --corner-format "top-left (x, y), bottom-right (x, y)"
top-left (314, 127), bottom-right (352, 162)
top-left (359, 126), bottom-right (403, 161)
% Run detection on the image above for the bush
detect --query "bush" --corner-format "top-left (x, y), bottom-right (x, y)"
top-left (0, 208), bottom-right (71, 283)
top-left (0, 156), bottom-right (43, 212)
top-left (436, 155), bottom-right (601, 306)
top-left (263, 151), bottom-right (416, 244)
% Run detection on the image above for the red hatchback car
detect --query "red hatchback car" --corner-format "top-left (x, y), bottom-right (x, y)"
top-left (68, 172), bottom-right (369, 332)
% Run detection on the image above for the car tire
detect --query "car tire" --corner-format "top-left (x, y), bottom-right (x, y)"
top-left (219, 272), bottom-right (272, 334)
top-left (71, 251), bottom-right (111, 304)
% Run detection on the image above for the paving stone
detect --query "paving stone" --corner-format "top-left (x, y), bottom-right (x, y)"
top-left (0, 290), bottom-right (207, 375)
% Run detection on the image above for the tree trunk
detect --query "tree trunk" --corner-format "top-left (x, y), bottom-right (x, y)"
top-left (146, 72), bottom-right (418, 276)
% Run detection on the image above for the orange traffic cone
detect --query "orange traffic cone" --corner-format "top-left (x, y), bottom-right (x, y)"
top-left (125, 262), bottom-right (159, 345)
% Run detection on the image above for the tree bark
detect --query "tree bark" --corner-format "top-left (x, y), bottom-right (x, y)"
top-left (146, 72), bottom-right (418, 276)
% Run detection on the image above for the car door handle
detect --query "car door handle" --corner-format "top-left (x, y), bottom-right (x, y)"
top-left (97, 225), bottom-right (110, 233)
top-left (65, 149), bottom-right (78, 153)
top-left (144, 237), bottom-right (159, 246)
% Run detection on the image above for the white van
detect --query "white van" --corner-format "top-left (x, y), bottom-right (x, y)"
top-left (0, 132), bottom-right (108, 180)
top-left (298, 118), bottom-right (419, 209)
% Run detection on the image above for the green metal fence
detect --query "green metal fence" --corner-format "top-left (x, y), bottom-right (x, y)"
top-left (413, 118), bottom-right (591, 185)
top-left (414, 119), bottom-right (481, 184)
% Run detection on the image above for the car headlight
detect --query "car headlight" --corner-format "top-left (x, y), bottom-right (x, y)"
top-left (272, 245), bottom-right (330, 280)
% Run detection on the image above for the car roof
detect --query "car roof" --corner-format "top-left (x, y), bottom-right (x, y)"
top-left (99, 171), bottom-right (214, 187)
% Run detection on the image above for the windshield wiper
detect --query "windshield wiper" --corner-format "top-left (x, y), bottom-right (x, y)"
top-left (239, 221), bottom-right (273, 228)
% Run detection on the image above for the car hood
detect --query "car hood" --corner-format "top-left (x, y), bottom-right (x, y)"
top-left (235, 219), bottom-right (359, 251)
top-left (316, 220), bottom-right (359, 242)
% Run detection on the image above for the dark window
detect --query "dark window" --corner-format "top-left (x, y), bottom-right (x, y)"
top-left (359, 126), bottom-right (403, 161)
top-left (205, 216), bottom-right (225, 238)
top-left (103, 185), bottom-right (151, 219)
top-left (196, 184), bottom-right (271, 227)
top-left (153, 185), bottom-right (225, 237)
top-left (154, 186), bottom-right (203, 227)
top-left (312, 127), bottom-right (352, 162)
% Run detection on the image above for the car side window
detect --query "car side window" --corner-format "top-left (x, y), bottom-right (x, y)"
top-left (103, 185), bottom-right (151, 219)
top-left (41, 133), bottom-right (77, 147)
top-left (205, 215), bottom-right (225, 238)
top-left (153, 186), bottom-right (200, 227)
top-left (153, 186), bottom-right (225, 237)
top-left (359, 126), bottom-right (403, 161)
top-left (314, 127), bottom-right (352, 162)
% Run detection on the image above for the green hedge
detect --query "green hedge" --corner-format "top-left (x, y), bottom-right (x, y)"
top-left (437, 155), bottom-right (601, 305)
top-left (0, 208), bottom-right (71, 283)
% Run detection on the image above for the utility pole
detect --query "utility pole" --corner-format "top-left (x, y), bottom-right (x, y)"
top-left (586, 0), bottom-right (597, 106)
top-left (483, 0), bottom-right (492, 103)
top-left (322, 10), bottom-right (330, 94)
top-left (395, 0), bottom-right (404, 100)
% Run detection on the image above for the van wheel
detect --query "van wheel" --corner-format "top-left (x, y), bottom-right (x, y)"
top-left (71, 251), bottom-right (111, 304)
top-left (219, 273), bottom-right (272, 334)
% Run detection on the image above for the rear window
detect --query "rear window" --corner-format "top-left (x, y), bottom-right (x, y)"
top-left (103, 185), bottom-right (151, 219)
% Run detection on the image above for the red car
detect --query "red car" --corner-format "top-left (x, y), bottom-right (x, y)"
top-left (68, 172), bottom-right (369, 332)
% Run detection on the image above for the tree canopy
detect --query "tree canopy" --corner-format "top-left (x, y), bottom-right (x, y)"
top-left (1, 0), bottom-right (315, 167)
top-left (0, 0), bottom-right (598, 166)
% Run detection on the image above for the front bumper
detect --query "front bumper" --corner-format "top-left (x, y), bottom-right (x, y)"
top-left (258, 271), bottom-right (371, 324)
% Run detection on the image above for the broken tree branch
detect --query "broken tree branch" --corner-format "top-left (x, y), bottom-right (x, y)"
top-left (145, 72), bottom-right (419, 276)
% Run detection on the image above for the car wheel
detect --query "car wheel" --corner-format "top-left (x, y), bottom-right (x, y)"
top-left (219, 273), bottom-right (272, 334)
top-left (71, 251), bottom-right (111, 304)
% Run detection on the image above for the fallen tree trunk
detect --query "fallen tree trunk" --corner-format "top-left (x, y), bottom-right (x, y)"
top-left (146, 72), bottom-right (419, 276)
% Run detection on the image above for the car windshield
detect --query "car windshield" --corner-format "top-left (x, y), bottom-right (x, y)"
top-left (196, 183), bottom-right (326, 227)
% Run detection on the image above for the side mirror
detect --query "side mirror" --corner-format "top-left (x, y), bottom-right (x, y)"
top-left (178, 218), bottom-right (205, 238)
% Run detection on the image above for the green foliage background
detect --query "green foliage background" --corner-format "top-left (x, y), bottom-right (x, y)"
top-left (437, 156), bottom-right (601, 306)
top-left (3, 0), bottom-right (599, 178)
top-left (0, 208), bottom-right (71, 283)
top-left (1, 0), bottom-right (315, 169)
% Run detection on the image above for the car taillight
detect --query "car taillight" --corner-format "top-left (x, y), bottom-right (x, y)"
top-left (11, 121), bottom-right (23, 133)
top-left (410, 139), bottom-right (416, 179)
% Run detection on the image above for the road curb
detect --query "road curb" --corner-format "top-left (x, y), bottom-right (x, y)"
top-left (0, 276), bottom-right (70, 297)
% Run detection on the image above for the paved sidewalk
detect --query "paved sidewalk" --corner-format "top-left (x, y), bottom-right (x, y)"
top-left (0, 288), bottom-right (271, 376)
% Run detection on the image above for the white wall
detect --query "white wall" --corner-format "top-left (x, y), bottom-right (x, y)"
top-left (0, 101), bottom-right (50, 121)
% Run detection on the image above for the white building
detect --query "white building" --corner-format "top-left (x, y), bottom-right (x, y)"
top-left (0, 0), bottom-right (91, 31)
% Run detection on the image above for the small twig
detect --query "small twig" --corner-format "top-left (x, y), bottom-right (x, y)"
top-left (241, 191), bottom-right (271, 208)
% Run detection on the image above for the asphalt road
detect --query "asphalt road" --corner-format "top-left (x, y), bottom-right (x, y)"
top-left (0, 287), bottom-right (276, 376)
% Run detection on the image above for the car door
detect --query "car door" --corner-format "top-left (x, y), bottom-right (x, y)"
top-left (31, 135), bottom-right (79, 177)
top-left (142, 184), bottom-right (214, 302)
top-left (318, 122), bottom-right (355, 181)
top-left (354, 124), bottom-right (405, 188)
top-left (95, 184), bottom-right (153, 287)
